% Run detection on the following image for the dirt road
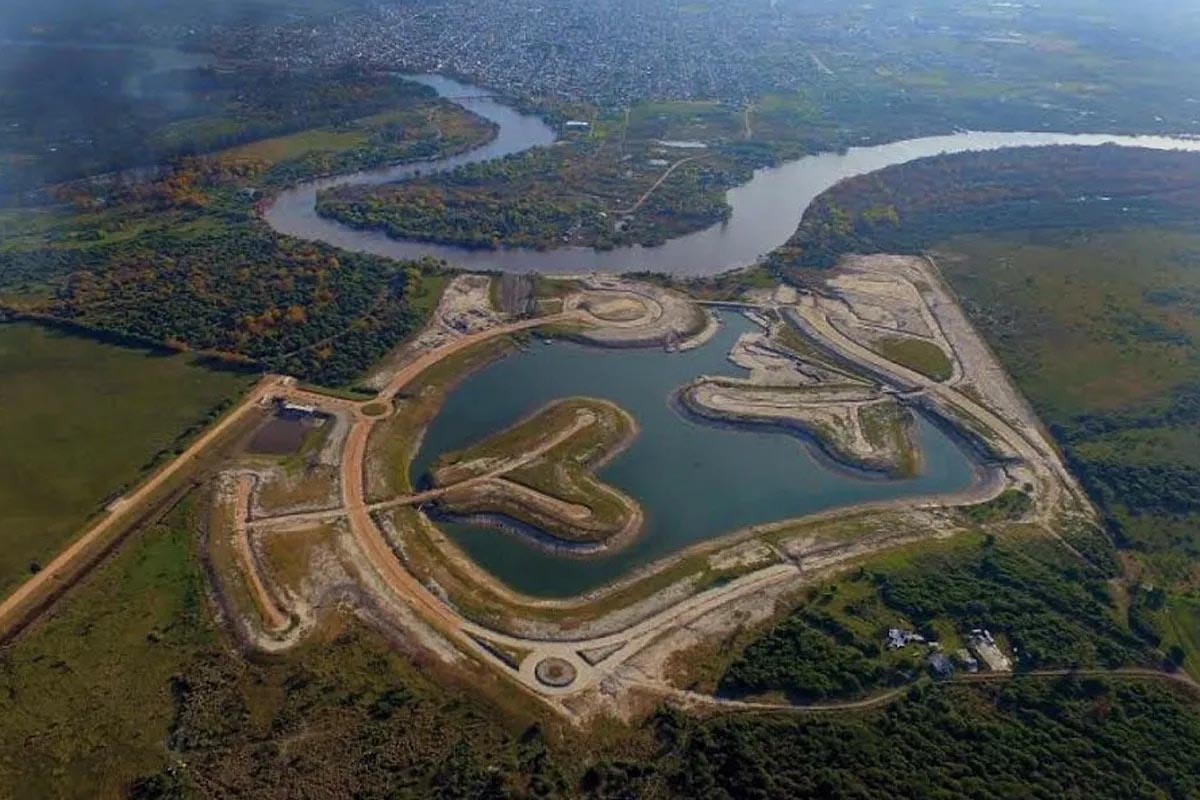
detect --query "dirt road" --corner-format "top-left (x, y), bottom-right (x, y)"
top-left (612, 155), bottom-right (705, 216)
top-left (250, 407), bottom-right (597, 530)
top-left (232, 475), bottom-right (291, 631)
top-left (0, 375), bottom-right (284, 640)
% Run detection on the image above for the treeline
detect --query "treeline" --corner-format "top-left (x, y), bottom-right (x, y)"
top-left (259, 107), bottom-right (495, 190)
top-left (721, 536), bottom-right (1148, 702)
top-left (614, 678), bottom-right (1200, 799)
top-left (316, 141), bottom-right (732, 251)
top-left (1, 171), bottom-right (445, 385)
top-left (0, 55), bottom-right (438, 193)
top-left (769, 145), bottom-right (1200, 273)
top-left (14, 221), bottom-right (437, 385)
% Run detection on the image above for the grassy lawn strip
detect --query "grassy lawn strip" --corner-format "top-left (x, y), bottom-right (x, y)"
top-left (871, 335), bottom-right (953, 382)
top-left (0, 323), bottom-right (252, 597)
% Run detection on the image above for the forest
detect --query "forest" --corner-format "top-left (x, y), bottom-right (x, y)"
top-left (636, 678), bottom-right (1200, 800)
top-left (0, 74), bottom-right (495, 386)
top-left (0, 48), bottom-right (449, 193)
top-left (316, 140), bottom-right (735, 251)
top-left (770, 145), bottom-right (1200, 275)
top-left (3, 192), bottom-right (438, 385)
top-left (719, 534), bottom-right (1148, 703)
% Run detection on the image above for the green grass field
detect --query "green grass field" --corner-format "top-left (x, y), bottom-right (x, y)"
top-left (871, 335), bottom-right (954, 382)
top-left (933, 226), bottom-right (1200, 662)
top-left (0, 323), bottom-right (251, 596)
top-left (0, 497), bottom-right (217, 797)
top-left (0, 491), bottom-right (548, 798)
top-left (935, 229), bottom-right (1200, 418)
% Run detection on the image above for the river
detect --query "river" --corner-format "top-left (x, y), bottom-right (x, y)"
top-left (263, 75), bottom-right (1200, 595)
top-left (264, 74), bottom-right (1200, 276)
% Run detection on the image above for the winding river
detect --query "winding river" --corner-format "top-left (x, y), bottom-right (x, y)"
top-left (262, 73), bottom-right (1200, 595)
top-left (265, 74), bottom-right (1200, 276)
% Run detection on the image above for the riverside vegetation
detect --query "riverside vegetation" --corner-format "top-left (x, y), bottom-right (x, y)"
top-left (7, 17), bottom-right (1200, 799)
top-left (312, 92), bottom-right (898, 253)
top-left (1, 69), bottom-right (495, 386)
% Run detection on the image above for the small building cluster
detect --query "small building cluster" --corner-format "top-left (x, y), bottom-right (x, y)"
top-left (955, 648), bottom-right (980, 673)
top-left (887, 625), bottom-right (1014, 680)
top-left (886, 628), bottom-right (926, 649)
top-left (967, 629), bottom-right (1013, 672)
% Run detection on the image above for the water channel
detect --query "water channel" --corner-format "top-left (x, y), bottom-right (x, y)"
top-left (261, 73), bottom-right (1200, 596)
top-left (265, 74), bottom-right (1200, 276)
top-left (411, 314), bottom-right (978, 597)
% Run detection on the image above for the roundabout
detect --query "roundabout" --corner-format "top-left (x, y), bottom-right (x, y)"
top-left (534, 657), bottom-right (578, 688)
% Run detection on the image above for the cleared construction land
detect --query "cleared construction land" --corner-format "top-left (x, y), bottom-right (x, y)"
top-left (1, 266), bottom-right (1099, 722)
top-left (679, 382), bottom-right (919, 477)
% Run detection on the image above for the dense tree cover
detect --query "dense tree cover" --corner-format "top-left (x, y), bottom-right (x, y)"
top-left (0, 49), bottom-right (438, 192)
top-left (721, 536), bottom-right (1149, 701)
top-left (0, 68), bottom-right (499, 386)
top-left (628, 678), bottom-right (1200, 800)
top-left (720, 611), bottom-right (914, 702)
top-left (145, 668), bottom-right (1200, 799)
top-left (5, 213), bottom-right (436, 384)
top-left (769, 145), bottom-right (1200, 273)
top-left (317, 141), bottom-right (734, 251)
top-left (0, 147), bottom-right (496, 388)
top-left (876, 540), bottom-right (1145, 669)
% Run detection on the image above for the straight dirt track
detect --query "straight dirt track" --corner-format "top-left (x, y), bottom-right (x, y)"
top-left (0, 375), bottom-right (284, 641)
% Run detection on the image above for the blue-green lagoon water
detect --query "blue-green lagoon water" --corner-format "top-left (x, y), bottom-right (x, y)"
top-left (412, 314), bottom-right (977, 597)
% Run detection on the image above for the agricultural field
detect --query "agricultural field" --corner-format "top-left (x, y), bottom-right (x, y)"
top-left (0, 323), bottom-right (251, 596)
